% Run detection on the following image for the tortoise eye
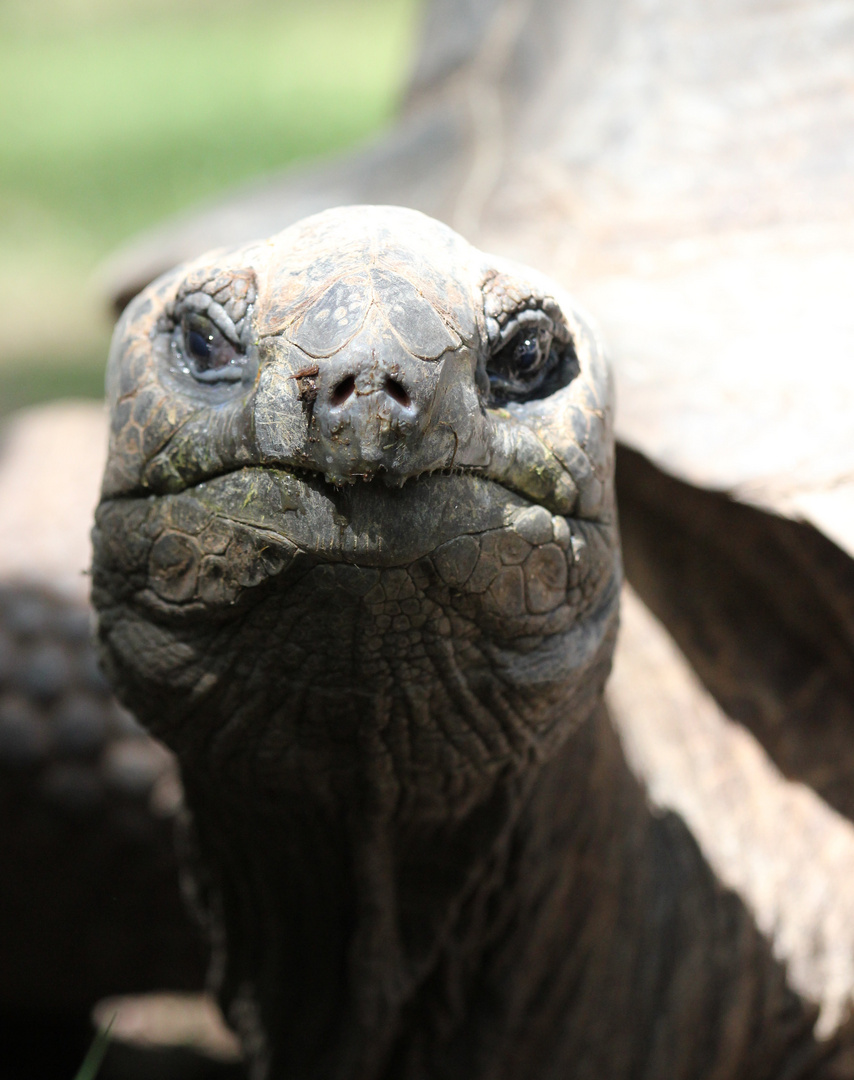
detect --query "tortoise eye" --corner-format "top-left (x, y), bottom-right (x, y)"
top-left (508, 331), bottom-right (549, 373)
top-left (487, 324), bottom-right (557, 405)
top-left (180, 313), bottom-right (244, 383)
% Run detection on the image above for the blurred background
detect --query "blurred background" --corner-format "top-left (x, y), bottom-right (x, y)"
top-left (0, 0), bottom-right (420, 417)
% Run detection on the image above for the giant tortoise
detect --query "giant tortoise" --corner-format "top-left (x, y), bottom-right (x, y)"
top-left (1, 0), bottom-right (853, 1075)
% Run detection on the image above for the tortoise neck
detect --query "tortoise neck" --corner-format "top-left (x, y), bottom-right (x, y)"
top-left (183, 740), bottom-right (542, 1079)
top-left (180, 703), bottom-right (603, 1078)
top-left (182, 701), bottom-right (824, 1080)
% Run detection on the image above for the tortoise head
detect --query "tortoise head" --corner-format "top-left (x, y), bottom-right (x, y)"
top-left (92, 206), bottom-right (619, 811)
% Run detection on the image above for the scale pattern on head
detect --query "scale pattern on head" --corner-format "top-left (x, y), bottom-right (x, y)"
top-left (92, 206), bottom-right (619, 812)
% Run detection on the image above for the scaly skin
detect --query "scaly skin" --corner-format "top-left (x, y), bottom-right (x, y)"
top-left (92, 207), bottom-right (830, 1079)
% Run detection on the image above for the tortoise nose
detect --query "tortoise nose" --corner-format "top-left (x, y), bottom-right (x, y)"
top-left (326, 369), bottom-right (413, 412)
top-left (309, 348), bottom-right (433, 481)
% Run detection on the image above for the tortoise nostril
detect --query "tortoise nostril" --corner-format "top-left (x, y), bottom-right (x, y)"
top-left (330, 374), bottom-right (356, 406)
top-left (384, 377), bottom-right (411, 408)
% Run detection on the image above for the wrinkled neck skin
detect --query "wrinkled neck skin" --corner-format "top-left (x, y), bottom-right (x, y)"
top-left (180, 608), bottom-right (619, 1080)
top-left (95, 510), bottom-right (619, 1077)
top-left (93, 544), bottom-right (821, 1080)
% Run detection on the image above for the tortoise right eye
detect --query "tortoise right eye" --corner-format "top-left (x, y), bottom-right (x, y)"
top-left (180, 313), bottom-right (245, 383)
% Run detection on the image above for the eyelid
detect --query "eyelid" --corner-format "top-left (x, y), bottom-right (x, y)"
top-left (493, 310), bottom-right (554, 352)
top-left (188, 363), bottom-right (244, 384)
top-left (178, 291), bottom-right (240, 344)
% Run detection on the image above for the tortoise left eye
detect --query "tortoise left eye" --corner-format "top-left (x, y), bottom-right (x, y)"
top-left (180, 314), bottom-right (244, 382)
top-left (510, 333), bottom-right (548, 373)
top-left (487, 325), bottom-right (556, 404)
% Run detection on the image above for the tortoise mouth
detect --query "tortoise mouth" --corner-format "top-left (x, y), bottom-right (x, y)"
top-left (136, 463), bottom-right (566, 571)
top-left (121, 414), bottom-right (585, 521)
top-left (186, 457), bottom-right (579, 524)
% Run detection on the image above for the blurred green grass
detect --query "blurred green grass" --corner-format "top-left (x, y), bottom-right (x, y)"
top-left (0, 0), bottom-right (419, 415)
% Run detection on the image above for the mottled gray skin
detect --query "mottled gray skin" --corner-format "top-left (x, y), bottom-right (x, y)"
top-left (92, 208), bottom-right (827, 1080)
